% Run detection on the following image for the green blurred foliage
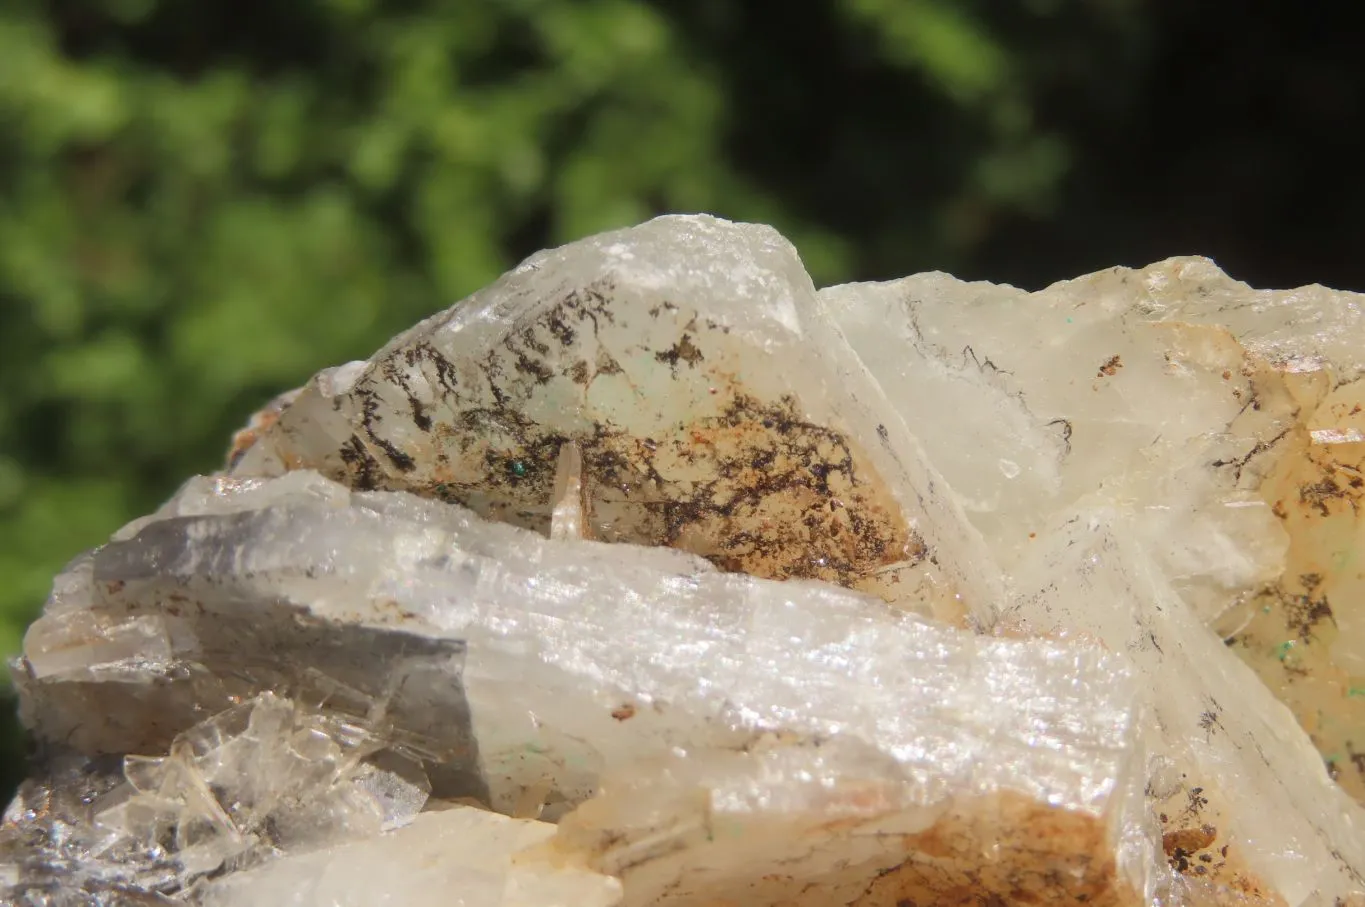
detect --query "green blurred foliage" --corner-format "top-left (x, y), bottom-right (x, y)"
top-left (0, 0), bottom-right (1146, 778)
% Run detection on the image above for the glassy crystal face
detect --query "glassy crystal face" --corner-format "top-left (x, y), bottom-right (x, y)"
top-left (823, 262), bottom-right (1365, 806)
top-left (4, 216), bottom-right (1364, 907)
top-left (227, 217), bottom-right (1001, 618)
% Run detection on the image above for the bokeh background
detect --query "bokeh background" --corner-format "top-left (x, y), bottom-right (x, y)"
top-left (3, 0), bottom-right (1364, 797)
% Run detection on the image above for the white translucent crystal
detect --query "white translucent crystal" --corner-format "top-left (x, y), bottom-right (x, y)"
top-left (1011, 510), bottom-right (1364, 903)
top-left (6, 216), bottom-right (1365, 907)
top-left (41, 475), bottom-right (1139, 817)
top-left (819, 267), bottom-right (1335, 586)
top-left (23, 610), bottom-right (174, 679)
top-left (4, 471), bottom-right (1146, 903)
top-left (550, 744), bottom-right (1141, 907)
top-left (198, 806), bottom-right (622, 907)
top-left (84, 692), bottom-right (430, 889)
top-left (823, 260), bottom-right (1365, 902)
top-left (15, 482), bottom-right (479, 762)
top-left (230, 215), bottom-right (1001, 619)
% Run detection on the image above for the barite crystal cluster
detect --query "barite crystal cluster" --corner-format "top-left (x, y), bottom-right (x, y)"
top-left (3, 215), bottom-right (1363, 906)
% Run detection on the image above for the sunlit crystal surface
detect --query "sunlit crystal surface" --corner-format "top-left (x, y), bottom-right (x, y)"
top-left (823, 261), bottom-right (1365, 806)
top-left (5, 217), bottom-right (1365, 907)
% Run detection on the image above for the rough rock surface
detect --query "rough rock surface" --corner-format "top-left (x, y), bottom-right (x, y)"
top-left (3, 216), bottom-right (1363, 906)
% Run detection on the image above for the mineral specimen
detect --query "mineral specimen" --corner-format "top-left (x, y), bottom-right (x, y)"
top-left (3, 215), bottom-right (1364, 907)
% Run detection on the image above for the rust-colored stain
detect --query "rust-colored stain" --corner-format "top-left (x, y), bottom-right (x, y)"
top-left (1163, 824), bottom-right (1216, 861)
top-left (1097, 355), bottom-right (1124, 378)
top-left (1156, 791), bottom-right (1281, 907)
top-left (851, 795), bottom-right (1129, 907)
top-left (552, 790), bottom-right (1283, 907)
top-left (584, 393), bottom-right (923, 595)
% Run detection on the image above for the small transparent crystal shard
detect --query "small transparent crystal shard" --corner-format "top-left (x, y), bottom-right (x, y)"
top-left (63, 693), bottom-right (433, 890)
top-left (351, 751), bottom-right (432, 831)
top-left (550, 441), bottom-right (588, 540)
